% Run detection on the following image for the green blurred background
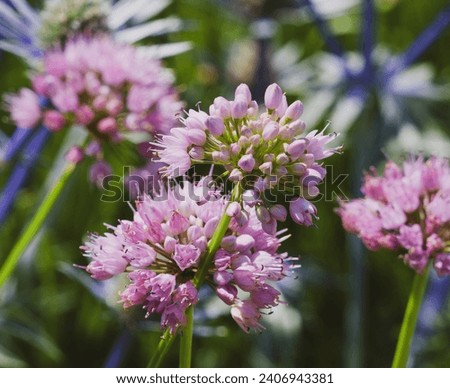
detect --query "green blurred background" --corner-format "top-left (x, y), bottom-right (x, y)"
top-left (1, 0), bottom-right (450, 367)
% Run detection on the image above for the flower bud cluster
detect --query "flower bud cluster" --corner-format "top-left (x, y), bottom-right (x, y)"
top-left (81, 181), bottom-right (296, 333)
top-left (157, 83), bottom-right (340, 232)
top-left (7, 35), bottom-right (182, 182)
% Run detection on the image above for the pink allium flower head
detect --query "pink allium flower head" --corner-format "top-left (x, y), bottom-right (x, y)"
top-left (81, 181), bottom-right (297, 334)
top-left (6, 36), bottom-right (182, 182)
top-left (337, 156), bottom-right (450, 275)
top-left (157, 83), bottom-right (341, 232)
top-left (6, 88), bottom-right (41, 129)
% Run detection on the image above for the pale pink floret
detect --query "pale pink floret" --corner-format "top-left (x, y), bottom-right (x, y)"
top-left (231, 300), bottom-right (265, 333)
top-left (289, 197), bottom-right (318, 226)
top-left (8, 88), bottom-right (41, 129)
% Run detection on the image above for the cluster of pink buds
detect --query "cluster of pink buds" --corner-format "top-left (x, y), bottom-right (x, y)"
top-left (157, 83), bottom-right (341, 233)
top-left (337, 156), bottom-right (450, 276)
top-left (7, 35), bottom-right (182, 182)
top-left (81, 181), bottom-right (296, 333)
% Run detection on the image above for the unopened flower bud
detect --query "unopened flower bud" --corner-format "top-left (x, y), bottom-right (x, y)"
top-left (221, 235), bottom-right (237, 251)
top-left (235, 84), bottom-right (252, 103)
top-left (237, 136), bottom-right (250, 148)
top-left (97, 117), bottom-right (117, 134)
top-left (106, 98), bottom-right (123, 116)
top-left (287, 139), bottom-right (307, 159)
top-left (234, 210), bottom-right (249, 227)
top-left (262, 122), bottom-right (279, 141)
top-left (270, 205), bottom-right (287, 222)
top-left (216, 285), bottom-right (238, 305)
top-left (278, 125), bottom-right (294, 140)
top-left (261, 217), bottom-right (277, 235)
top-left (229, 168), bottom-right (243, 182)
top-left (238, 154), bottom-right (255, 172)
top-left (184, 116), bottom-right (204, 130)
top-left (256, 205), bottom-right (271, 224)
top-left (187, 128), bottom-right (207, 146)
top-left (214, 271), bottom-right (234, 286)
top-left (164, 236), bottom-right (177, 253)
top-left (212, 149), bottom-right (230, 162)
top-left (189, 146), bottom-right (204, 160)
top-left (264, 153), bottom-right (275, 162)
top-left (212, 96), bottom-right (231, 118)
top-left (283, 100), bottom-right (303, 122)
top-left (204, 216), bottom-right (220, 238)
top-left (242, 190), bottom-right (259, 207)
top-left (235, 234), bottom-right (256, 252)
top-left (93, 94), bottom-right (107, 110)
top-left (276, 95), bottom-right (288, 117)
top-left (301, 153), bottom-right (315, 167)
top-left (231, 97), bottom-right (248, 119)
top-left (259, 161), bottom-right (272, 175)
top-left (264, 83), bottom-right (283, 110)
top-left (206, 116), bottom-right (224, 136)
top-left (85, 140), bottom-right (101, 157)
top-left (75, 105), bottom-right (94, 125)
top-left (226, 202), bottom-right (242, 217)
top-left (230, 143), bottom-right (241, 155)
top-left (291, 162), bottom-right (307, 175)
top-left (276, 166), bottom-right (288, 177)
top-left (43, 110), bottom-right (65, 131)
top-left (289, 119), bottom-right (306, 135)
top-left (276, 153), bottom-right (289, 165)
top-left (65, 146), bottom-right (84, 164)
top-left (247, 100), bottom-right (258, 116)
top-left (249, 134), bottom-right (261, 146)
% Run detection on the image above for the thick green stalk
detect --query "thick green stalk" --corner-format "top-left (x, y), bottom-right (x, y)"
top-left (0, 163), bottom-right (76, 289)
top-left (392, 265), bottom-right (430, 368)
top-left (179, 305), bottom-right (194, 368)
top-left (147, 183), bottom-right (242, 368)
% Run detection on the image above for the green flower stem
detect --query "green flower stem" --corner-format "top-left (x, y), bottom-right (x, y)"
top-left (392, 265), bottom-right (430, 368)
top-left (0, 162), bottom-right (77, 289)
top-left (147, 183), bottom-right (243, 368)
top-left (179, 305), bottom-right (194, 368)
top-left (147, 328), bottom-right (177, 368)
top-left (193, 183), bottom-right (242, 287)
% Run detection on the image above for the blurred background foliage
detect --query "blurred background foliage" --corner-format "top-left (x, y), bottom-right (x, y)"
top-left (1, 0), bottom-right (450, 367)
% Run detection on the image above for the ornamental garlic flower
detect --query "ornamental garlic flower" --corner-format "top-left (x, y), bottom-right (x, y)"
top-left (337, 156), bottom-right (450, 276)
top-left (156, 83), bottom-right (341, 232)
top-left (80, 181), bottom-right (296, 334)
top-left (7, 35), bottom-right (182, 176)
